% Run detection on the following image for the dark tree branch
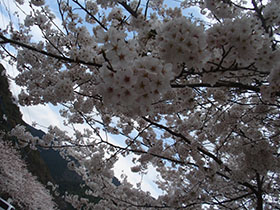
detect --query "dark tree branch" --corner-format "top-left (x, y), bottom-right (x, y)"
top-left (118, 1), bottom-right (138, 18)
top-left (0, 34), bottom-right (102, 67)
top-left (251, 0), bottom-right (271, 36)
top-left (135, 0), bottom-right (141, 13)
top-left (213, 192), bottom-right (253, 205)
top-left (171, 80), bottom-right (260, 93)
top-left (256, 173), bottom-right (264, 210)
top-left (142, 117), bottom-right (230, 171)
top-left (144, 0), bottom-right (150, 19)
top-left (72, 0), bottom-right (108, 31)
top-left (229, 0), bottom-right (254, 10)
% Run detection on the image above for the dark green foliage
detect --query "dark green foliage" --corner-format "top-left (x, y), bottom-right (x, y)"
top-left (0, 64), bottom-right (24, 131)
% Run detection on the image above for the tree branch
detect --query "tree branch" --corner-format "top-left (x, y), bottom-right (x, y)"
top-left (256, 173), bottom-right (263, 210)
top-left (0, 34), bottom-right (102, 67)
top-left (171, 80), bottom-right (260, 93)
top-left (142, 117), bottom-right (230, 171)
top-left (72, 0), bottom-right (108, 31)
top-left (251, 0), bottom-right (271, 36)
top-left (118, 1), bottom-right (138, 18)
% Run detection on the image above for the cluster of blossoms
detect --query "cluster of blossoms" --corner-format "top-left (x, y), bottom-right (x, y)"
top-left (254, 39), bottom-right (280, 72)
top-left (85, 0), bottom-right (98, 22)
top-left (95, 0), bottom-right (117, 8)
top-left (16, 67), bottom-right (75, 105)
top-left (0, 138), bottom-right (56, 210)
top-left (241, 141), bottom-right (277, 175)
top-left (69, 26), bottom-right (98, 63)
top-left (9, 125), bottom-right (65, 149)
top-left (263, 0), bottom-right (280, 32)
top-left (206, 16), bottom-right (263, 66)
top-left (97, 56), bottom-right (173, 116)
top-left (202, 0), bottom-right (240, 18)
top-left (94, 27), bottom-right (175, 115)
top-left (263, 63), bottom-right (280, 101)
top-left (24, 11), bottom-right (50, 29)
top-left (156, 17), bottom-right (208, 70)
top-left (10, 125), bottom-right (40, 149)
top-left (228, 137), bottom-right (279, 182)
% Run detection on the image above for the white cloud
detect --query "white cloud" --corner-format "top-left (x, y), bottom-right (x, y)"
top-left (21, 104), bottom-right (61, 129)
top-left (113, 152), bottom-right (164, 198)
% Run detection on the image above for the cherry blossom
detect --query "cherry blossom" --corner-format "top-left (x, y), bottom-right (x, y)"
top-left (1, 0), bottom-right (280, 209)
top-left (0, 135), bottom-right (56, 210)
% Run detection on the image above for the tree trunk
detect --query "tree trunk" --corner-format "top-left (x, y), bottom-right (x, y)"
top-left (256, 193), bottom-right (263, 210)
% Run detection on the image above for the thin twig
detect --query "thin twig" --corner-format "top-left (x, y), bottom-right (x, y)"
top-left (72, 0), bottom-right (108, 31)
